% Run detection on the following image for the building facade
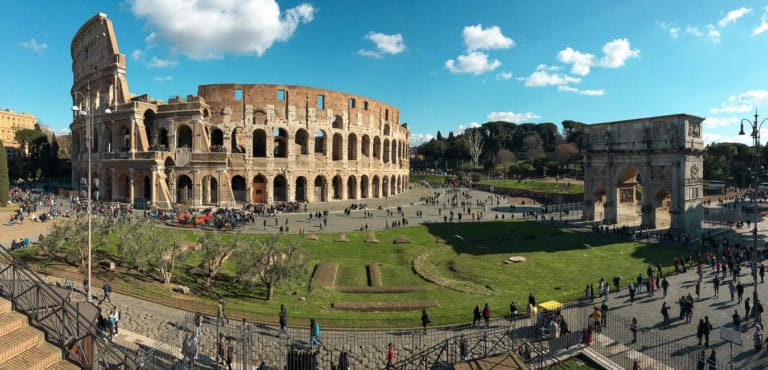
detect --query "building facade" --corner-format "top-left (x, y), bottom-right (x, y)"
top-left (70, 14), bottom-right (410, 209)
top-left (0, 109), bottom-right (36, 158)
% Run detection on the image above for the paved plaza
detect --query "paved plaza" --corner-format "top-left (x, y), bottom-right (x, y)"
top-left (3, 186), bottom-right (768, 368)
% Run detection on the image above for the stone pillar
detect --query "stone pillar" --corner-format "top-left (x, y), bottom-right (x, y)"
top-left (191, 169), bottom-right (201, 207)
top-left (150, 166), bottom-right (158, 206)
top-left (128, 169), bottom-right (135, 202)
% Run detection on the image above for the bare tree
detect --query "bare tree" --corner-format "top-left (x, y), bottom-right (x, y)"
top-left (523, 135), bottom-right (544, 164)
top-left (464, 127), bottom-right (484, 168)
top-left (554, 143), bottom-right (579, 167)
top-left (147, 230), bottom-right (186, 284)
top-left (495, 149), bottom-right (515, 174)
top-left (198, 232), bottom-right (242, 288)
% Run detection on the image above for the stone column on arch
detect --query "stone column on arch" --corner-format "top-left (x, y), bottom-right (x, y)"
top-left (110, 168), bottom-right (118, 203)
top-left (128, 168), bottom-right (135, 203)
top-left (191, 169), bottom-right (201, 207)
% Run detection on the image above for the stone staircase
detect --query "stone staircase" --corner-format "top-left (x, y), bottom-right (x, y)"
top-left (0, 298), bottom-right (79, 370)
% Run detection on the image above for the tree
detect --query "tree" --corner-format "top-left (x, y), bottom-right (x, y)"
top-left (198, 232), bottom-right (241, 288)
top-left (494, 149), bottom-right (515, 174)
top-left (464, 127), bottom-right (485, 168)
top-left (40, 214), bottom-right (108, 269)
top-left (146, 231), bottom-right (185, 284)
top-left (233, 236), bottom-right (306, 300)
top-left (0, 140), bottom-right (8, 207)
top-left (523, 134), bottom-right (544, 165)
top-left (554, 143), bottom-right (579, 167)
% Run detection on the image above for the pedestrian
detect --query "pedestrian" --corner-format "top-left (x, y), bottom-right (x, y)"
top-left (630, 317), bottom-right (638, 344)
top-left (661, 302), bottom-right (670, 325)
top-left (194, 312), bottom-right (203, 337)
top-left (695, 280), bottom-right (700, 299)
top-left (746, 297), bottom-right (752, 319)
top-left (728, 280), bottom-right (735, 301)
top-left (754, 325), bottom-right (763, 351)
top-left (226, 338), bottom-right (234, 370)
top-left (761, 264), bottom-right (765, 283)
top-left (629, 283), bottom-right (636, 305)
top-left (696, 349), bottom-right (706, 370)
top-left (279, 304), bottom-right (288, 336)
top-left (459, 335), bottom-right (468, 361)
top-left (712, 276), bottom-right (719, 299)
top-left (590, 307), bottom-right (602, 332)
top-left (632, 360), bottom-right (641, 370)
top-left (482, 303), bottom-right (491, 327)
top-left (109, 306), bottom-right (120, 335)
top-left (528, 292), bottom-right (536, 307)
top-left (217, 333), bottom-right (226, 364)
top-left (309, 318), bottom-right (321, 348)
top-left (661, 277), bottom-right (669, 298)
top-left (733, 310), bottom-right (742, 332)
top-left (386, 343), bottom-right (394, 369)
top-left (703, 316), bottom-right (712, 347)
top-left (697, 319), bottom-right (705, 346)
top-left (217, 299), bottom-right (229, 324)
top-left (707, 349), bottom-right (716, 370)
top-left (755, 299), bottom-right (764, 325)
top-left (83, 278), bottom-right (89, 297)
top-left (101, 282), bottom-right (112, 304)
top-left (600, 301), bottom-right (608, 328)
top-left (509, 301), bottom-right (518, 319)
top-left (737, 282), bottom-right (744, 303)
top-left (421, 309), bottom-right (431, 334)
top-left (472, 305), bottom-right (481, 326)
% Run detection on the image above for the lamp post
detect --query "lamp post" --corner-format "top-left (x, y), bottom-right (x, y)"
top-left (739, 110), bottom-right (768, 303)
top-left (72, 87), bottom-right (110, 303)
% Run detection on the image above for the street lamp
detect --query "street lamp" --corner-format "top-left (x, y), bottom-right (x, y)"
top-left (72, 87), bottom-right (110, 303)
top-left (738, 109), bottom-right (768, 303)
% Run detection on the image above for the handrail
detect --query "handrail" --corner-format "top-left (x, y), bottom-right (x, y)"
top-left (0, 245), bottom-right (138, 369)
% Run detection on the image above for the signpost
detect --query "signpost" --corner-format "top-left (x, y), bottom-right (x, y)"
top-left (720, 327), bottom-right (742, 369)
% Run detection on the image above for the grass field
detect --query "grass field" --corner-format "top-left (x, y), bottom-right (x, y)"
top-left (476, 179), bottom-right (584, 194)
top-left (17, 220), bottom-right (685, 328)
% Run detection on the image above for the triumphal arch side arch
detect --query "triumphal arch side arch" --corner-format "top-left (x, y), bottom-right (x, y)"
top-left (582, 114), bottom-right (704, 237)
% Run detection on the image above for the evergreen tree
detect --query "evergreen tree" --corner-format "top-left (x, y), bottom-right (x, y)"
top-left (0, 140), bottom-right (8, 207)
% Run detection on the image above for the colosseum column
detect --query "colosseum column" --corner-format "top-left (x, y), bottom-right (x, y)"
top-left (128, 169), bottom-right (135, 202)
top-left (129, 118), bottom-right (137, 159)
top-left (286, 175), bottom-right (294, 202)
top-left (150, 166), bottom-right (158, 205)
top-left (110, 168), bottom-right (117, 202)
top-left (191, 169), bottom-right (201, 206)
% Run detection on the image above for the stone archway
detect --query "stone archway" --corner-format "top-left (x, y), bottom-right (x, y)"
top-left (583, 114), bottom-right (704, 236)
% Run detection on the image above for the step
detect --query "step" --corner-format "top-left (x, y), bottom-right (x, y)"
top-left (0, 342), bottom-right (60, 370)
top-left (0, 311), bottom-right (28, 337)
top-left (0, 326), bottom-right (40, 363)
top-left (46, 361), bottom-right (82, 370)
top-left (0, 299), bottom-right (12, 315)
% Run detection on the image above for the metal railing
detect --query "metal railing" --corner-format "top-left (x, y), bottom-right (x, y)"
top-left (0, 245), bottom-right (138, 369)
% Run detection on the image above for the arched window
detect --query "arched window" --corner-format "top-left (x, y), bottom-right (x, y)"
top-left (361, 135), bottom-right (371, 157)
top-left (332, 134), bottom-right (343, 161)
top-left (274, 128), bottom-right (288, 158)
top-left (373, 136), bottom-right (381, 159)
top-left (314, 130), bottom-right (326, 155)
top-left (295, 129), bottom-right (309, 155)
top-left (176, 125), bottom-right (193, 149)
top-left (347, 134), bottom-right (358, 160)
top-left (252, 129), bottom-right (267, 157)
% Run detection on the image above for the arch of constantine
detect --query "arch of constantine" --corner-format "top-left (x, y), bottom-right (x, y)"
top-left (582, 114), bottom-right (704, 237)
top-left (69, 14), bottom-right (409, 210)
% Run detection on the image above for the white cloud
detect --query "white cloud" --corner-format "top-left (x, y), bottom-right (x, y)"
top-left (144, 32), bottom-right (158, 47)
top-left (556, 39), bottom-right (639, 76)
top-left (410, 133), bottom-right (434, 146)
top-left (556, 47), bottom-right (595, 76)
top-left (686, 25), bottom-right (704, 37)
top-left (702, 116), bottom-right (738, 129)
top-left (706, 24), bottom-right (721, 44)
top-left (495, 71), bottom-right (512, 80)
top-left (718, 7), bottom-right (752, 27)
top-left (703, 132), bottom-right (751, 145)
top-left (487, 111), bottom-right (541, 123)
top-left (130, 0), bottom-right (315, 59)
top-left (462, 24), bottom-right (514, 51)
top-left (710, 90), bottom-right (768, 113)
top-left (657, 21), bottom-right (680, 38)
top-left (445, 51), bottom-right (501, 74)
top-left (153, 75), bottom-right (172, 82)
top-left (557, 85), bottom-right (606, 96)
top-left (131, 49), bottom-right (144, 61)
top-left (148, 56), bottom-right (178, 68)
top-left (520, 66), bottom-right (580, 87)
top-left (754, 7), bottom-right (768, 36)
top-left (20, 38), bottom-right (47, 52)
top-left (452, 122), bottom-right (481, 136)
top-left (358, 32), bottom-right (405, 58)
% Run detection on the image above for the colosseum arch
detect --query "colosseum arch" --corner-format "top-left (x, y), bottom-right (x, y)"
top-left (143, 110), bottom-right (157, 147)
top-left (361, 175), bottom-right (369, 198)
top-left (295, 129), bottom-right (309, 155)
top-left (273, 175), bottom-right (288, 202)
top-left (390, 175), bottom-right (396, 195)
top-left (382, 176), bottom-right (389, 197)
top-left (361, 135), bottom-right (371, 158)
top-left (252, 175), bottom-right (267, 203)
top-left (116, 173), bottom-right (130, 201)
top-left (254, 110), bottom-right (267, 125)
top-left (332, 115), bottom-right (344, 129)
top-left (332, 175), bottom-right (343, 199)
top-left (253, 129), bottom-right (267, 157)
top-left (383, 139), bottom-right (390, 163)
top-left (391, 141), bottom-right (397, 164)
top-left (177, 125), bottom-right (193, 149)
top-left (231, 127), bottom-right (246, 153)
top-left (348, 133), bottom-right (358, 161)
top-left (274, 128), bottom-right (288, 158)
top-left (103, 127), bottom-right (113, 152)
top-left (332, 134), bottom-right (343, 161)
top-left (314, 130), bottom-right (327, 155)
top-left (347, 176), bottom-right (357, 200)
top-left (231, 175), bottom-right (248, 204)
top-left (295, 176), bottom-right (307, 202)
top-left (372, 175), bottom-right (380, 198)
top-left (373, 137), bottom-right (381, 159)
top-left (314, 175), bottom-right (327, 202)
top-left (210, 128), bottom-right (224, 149)
top-left (202, 175), bottom-right (218, 205)
top-left (583, 114), bottom-right (704, 237)
top-left (177, 175), bottom-right (193, 204)
top-left (384, 124), bottom-right (390, 136)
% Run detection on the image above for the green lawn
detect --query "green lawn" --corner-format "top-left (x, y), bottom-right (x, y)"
top-left (19, 220), bottom-right (684, 328)
top-left (477, 179), bottom-right (584, 194)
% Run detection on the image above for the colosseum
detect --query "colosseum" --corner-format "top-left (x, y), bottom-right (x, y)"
top-left (70, 14), bottom-right (410, 210)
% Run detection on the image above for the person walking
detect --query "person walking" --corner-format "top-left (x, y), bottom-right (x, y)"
top-left (696, 350), bottom-right (706, 370)
top-left (386, 343), bottom-right (395, 369)
top-left (712, 276), bottom-right (720, 299)
top-left (754, 324), bottom-right (763, 351)
top-left (528, 292), bottom-right (536, 307)
top-left (746, 297), bottom-right (752, 319)
top-left (728, 280), bottom-right (735, 301)
top-left (279, 304), bottom-right (288, 336)
top-left (630, 317), bottom-right (639, 344)
top-left (109, 306), bottom-right (120, 335)
top-left (600, 302), bottom-right (608, 328)
top-left (472, 305), bottom-right (481, 326)
top-left (421, 309), bottom-right (431, 334)
top-left (707, 349), bottom-right (716, 370)
top-left (226, 338), bottom-right (234, 370)
top-left (703, 316), bottom-right (713, 347)
top-left (482, 303), bottom-right (491, 327)
top-left (218, 299), bottom-right (229, 324)
top-left (661, 302), bottom-right (670, 326)
top-left (629, 283), bottom-right (636, 305)
top-left (309, 318), bottom-right (321, 348)
top-left (217, 333), bottom-right (226, 364)
top-left (632, 360), bottom-right (641, 370)
top-left (697, 319), bottom-right (705, 346)
top-left (101, 282), bottom-right (112, 304)
top-left (737, 281), bottom-right (745, 303)
top-left (733, 310), bottom-right (742, 332)
top-left (661, 277), bottom-right (669, 298)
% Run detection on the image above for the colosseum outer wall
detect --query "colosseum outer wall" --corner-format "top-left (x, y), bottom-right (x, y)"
top-left (69, 13), bottom-right (409, 210)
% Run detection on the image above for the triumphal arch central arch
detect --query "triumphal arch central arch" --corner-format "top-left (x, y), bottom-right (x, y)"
top-left (582, 114), bottom-right (705, 237)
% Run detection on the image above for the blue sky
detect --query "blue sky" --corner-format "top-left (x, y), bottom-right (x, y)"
top-left (2, 1), bottom-right (768, 146)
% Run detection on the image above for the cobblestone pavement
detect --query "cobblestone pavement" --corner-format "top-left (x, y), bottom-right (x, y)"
top-left (7, 188), bottom-right (768, 368)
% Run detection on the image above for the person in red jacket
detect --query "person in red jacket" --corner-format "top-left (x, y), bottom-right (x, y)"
top-left (386, 343), bottom-right (395, 369)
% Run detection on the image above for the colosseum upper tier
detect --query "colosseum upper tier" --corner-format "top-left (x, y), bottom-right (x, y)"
top-left (70, 14), bottom-right (410, 210)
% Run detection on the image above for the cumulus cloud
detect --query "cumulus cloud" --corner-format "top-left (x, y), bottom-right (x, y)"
top-left (20, 38), bottom-right (47, 52)
top-left (445, 51), bottom-right (501, 74)
top-left (686, 25), bottom-right (704, 37)
top-left (131, 49), bottom-right (144, 61)
top-left (410, 133), bottom-right (434, 146)
top-left (754, 7), bottom-right (768, 36)
top-left (452, 122), bottom-right (481, 136)
top-left (703, 116), bottom-right (738, 129)
top-left (487, 111), bottom-right (540, 123)
top-left (129, 0), bottom-right (315, 59)
top-left (558, 86), bottom-right (606, 96)
top-left (684, 24), bottom-right (721, 43)
top-left (148, 56), bottom-right (178, 68)
top-left (710, 90), bottom-right (768, 113)
top-left (153, 75), bottom-right (173, 82)
top-left (519, 65), bottom-right (580, 87)
top-left (703, 132), bottom-right (751, 145)
top-left (657, 21), bottom-right (680, 38)
top-left (358, 32), bottom-right (405, 58)
top-left (706, 24), bottom-right (721, 44)
top-left (556, 39), bottom-right (639, 76)
top-left (462, 24), bottom-right (514, 51)
top-left (495, 71), bottom-right (512, 80)
top-left (718, 7), bottom-right (752, 27)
